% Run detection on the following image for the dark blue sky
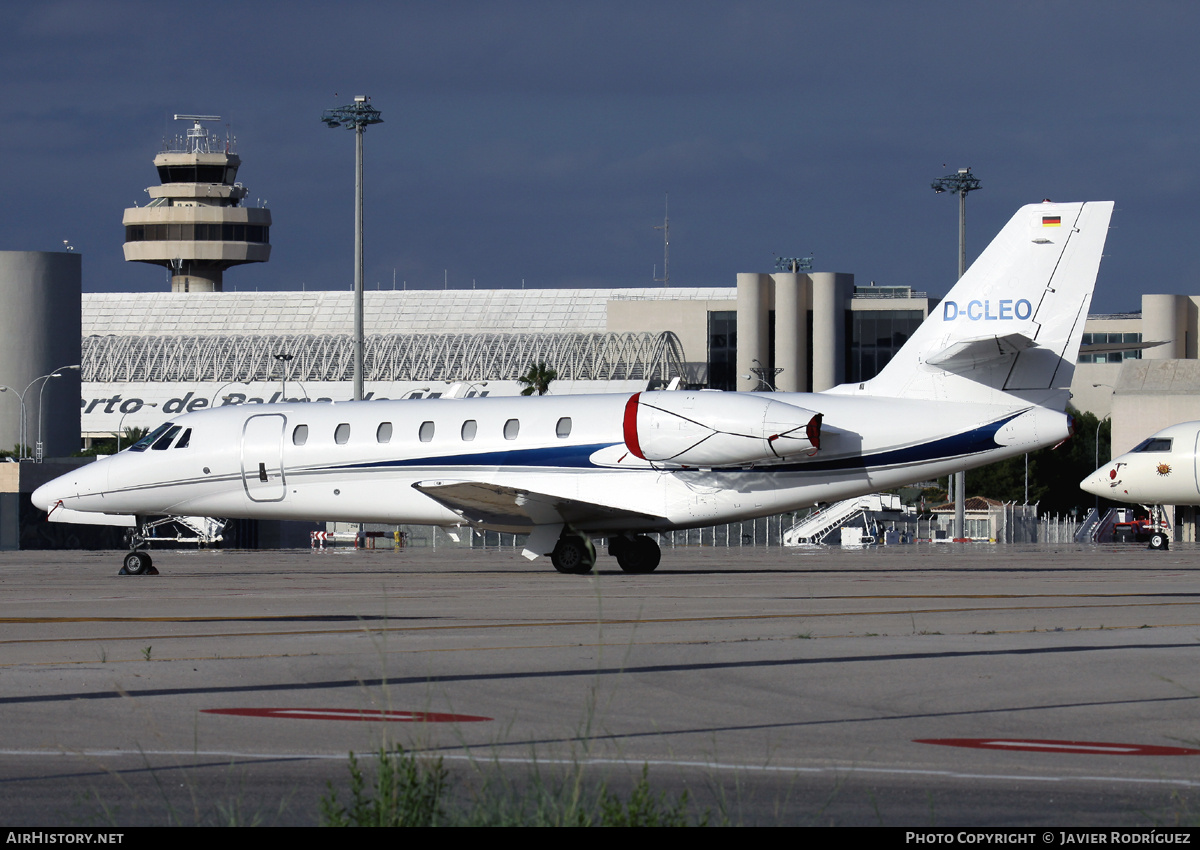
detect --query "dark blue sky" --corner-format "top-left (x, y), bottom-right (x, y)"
top-left (2, 1), bottom-right (1195, 313)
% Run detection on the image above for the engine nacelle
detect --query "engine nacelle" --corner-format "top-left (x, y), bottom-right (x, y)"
top-left (622, 391), bottom-right (822, 467)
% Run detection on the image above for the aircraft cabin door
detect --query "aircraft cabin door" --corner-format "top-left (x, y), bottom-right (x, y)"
top-left (241, 413), bottom-right (287, 502)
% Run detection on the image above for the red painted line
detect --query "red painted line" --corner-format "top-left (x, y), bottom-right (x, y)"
top-left (915, 738), bottom-right (1200, 756)
top-left (202, 707), bottom-right (491, 723)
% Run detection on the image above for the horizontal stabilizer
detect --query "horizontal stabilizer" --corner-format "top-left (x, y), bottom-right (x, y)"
top-left (413, 479), bottom-right (665, 531)
top-left (924, 332), bottom-right (1037, 372)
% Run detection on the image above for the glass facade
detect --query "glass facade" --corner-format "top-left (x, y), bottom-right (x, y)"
top-left (1078, 332), bottom-right (1142, 363)
top-left (707, 311), bottom-right (737, 391)
top-left (848, 310), bottom-right (924, 383)
top-left (125, 223), bottom-right (269, 244)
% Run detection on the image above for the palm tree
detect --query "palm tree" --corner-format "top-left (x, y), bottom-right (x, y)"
top-left (517, 361), bottom-right (557, 396)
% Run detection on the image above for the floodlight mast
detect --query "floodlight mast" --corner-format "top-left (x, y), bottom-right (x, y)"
top-left (931, 166), bottom-right (982, 540)
top-left (322, 96), bottom-right (384, 401)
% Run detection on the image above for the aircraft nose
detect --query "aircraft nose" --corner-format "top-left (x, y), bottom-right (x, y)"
top-left (31, 479), bottom-right (59, 512)
top-left (1079, 466), bottom-right (1112, 499)
top-left (32, 461), bottom-right (109, 512)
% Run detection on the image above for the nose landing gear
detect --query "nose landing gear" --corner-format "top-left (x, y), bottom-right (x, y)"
top-left (120, 520), bottom-right (159, 576)
top-left (121, 550), bottom-right (156, 576)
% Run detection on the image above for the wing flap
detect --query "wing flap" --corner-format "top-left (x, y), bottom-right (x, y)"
top-left (413, 479), bottom-right (665, 532)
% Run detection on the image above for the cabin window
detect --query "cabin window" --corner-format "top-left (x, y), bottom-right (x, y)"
top-left (335, 423), bottom-right (351, 444)
top-left (461, 420), bottom-right (477, 441)
top-left (377, 422), bottom-right (393, 443)
top-left (130, 422), bottom-right (174, 452)
top-left (504, 418), bottom-right (520, 440)
top-left (1134, 438), bottom-right (1173, 452)
top-left (174, 428), bottom-right (192, 449)
top-left (151, 425), bottom-right (182, 451)
top-left (556, 417), bottom-right (572, 439)
top-left (292, 425), bottom-right (308, 446)
top-left (419, 421), bottom-right (435, 442)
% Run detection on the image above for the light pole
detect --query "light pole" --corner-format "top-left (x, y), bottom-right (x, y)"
top-left (209, 377), bottom-right (265, 406)
top-left (274, 353), bottom-right (294, 400)
top-left (932, 167), bottom-right (982, 539)
top-left (36, 364), bottom-right (80, 462)
top-left (746, 358), bottom-right (782, 391)
top-left (323, 96), bottom-right (383, 403)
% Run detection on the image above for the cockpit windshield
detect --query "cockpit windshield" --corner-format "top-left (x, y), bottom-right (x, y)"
top-left (1133, 437), bottom-right (1173, 453)
top-left (129, 422), bottom-right (174, 452)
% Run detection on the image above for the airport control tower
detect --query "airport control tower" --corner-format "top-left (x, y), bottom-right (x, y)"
top-left (123, 115), bottom-right (271, 292)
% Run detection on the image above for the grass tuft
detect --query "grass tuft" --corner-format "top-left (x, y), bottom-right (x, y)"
top-left (319, 747), bottom-right (709, 827)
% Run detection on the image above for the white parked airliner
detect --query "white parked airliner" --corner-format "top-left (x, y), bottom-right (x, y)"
top-left (35, 201), bottom-right (1114, 575)
top-left (1080, 422), bottom-right (1200, 550)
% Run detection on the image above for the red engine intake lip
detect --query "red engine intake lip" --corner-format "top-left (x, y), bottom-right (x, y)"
top-left (623, 393), bottom-right (645, 459)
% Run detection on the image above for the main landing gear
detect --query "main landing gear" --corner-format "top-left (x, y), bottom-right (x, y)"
top-left (551, 533), bottom-right (596, 574)
top-left (120, 521), bottom-right (159, 576)
top-left (548, 531), bottom-right (662, 574)
top-left (608, 535), bottom-right (661, 574)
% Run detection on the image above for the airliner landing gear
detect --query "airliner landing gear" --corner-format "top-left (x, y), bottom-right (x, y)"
top-left (551, 533), bottom-right (596, 574)
top-left (1147, 506), bottom-right (1170, 551)
top-left (121, 550), bottom-right (155, 576)
top-left (120, 521), bottom-right (159, 576)
top-left (609, 535), bottom-right (661, 573)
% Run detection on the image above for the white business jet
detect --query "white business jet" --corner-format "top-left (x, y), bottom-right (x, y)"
top-left (1080, 422), bottom-right (1200, 550)
top-left (35, 201), bottom-right (1114, 575)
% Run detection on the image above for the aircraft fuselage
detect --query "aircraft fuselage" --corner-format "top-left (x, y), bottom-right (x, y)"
top-left (38, 390), bottom-right (1067, 536)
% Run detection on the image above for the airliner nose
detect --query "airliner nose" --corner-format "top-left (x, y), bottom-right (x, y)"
top-left (31, 461), bottom-right (110, 513)
top-left (31, 479), bottom-right (59, 512)
top-left (1079, 467), bottom-right (1111, 499)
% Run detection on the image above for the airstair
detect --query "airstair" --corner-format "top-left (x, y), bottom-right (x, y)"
top-left (133, 515), bottom-right (227, 546)
top-left (1074, 508), bottom-right (1122, 543)
top-left (784, 493), bottom-right (903, 546)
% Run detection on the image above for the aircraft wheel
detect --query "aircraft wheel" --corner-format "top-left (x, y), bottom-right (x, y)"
top-left (552, 535), bottom-right (595, 574)
top-left (1148, 532), bottom-right (1170, 551)
top-left (617, 536), bottom-right (661, 573)
top-left (122, 551), bottom-right (153, 576)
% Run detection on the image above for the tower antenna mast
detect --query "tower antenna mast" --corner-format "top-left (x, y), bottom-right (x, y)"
top-left (653, 194), bottom-right (669, 287)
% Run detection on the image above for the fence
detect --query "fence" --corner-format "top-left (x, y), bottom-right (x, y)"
top-left (347, 506), bottom-right (1081, 551)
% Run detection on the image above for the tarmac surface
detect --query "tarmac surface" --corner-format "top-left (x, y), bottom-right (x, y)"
top-left (2, 542), bottom-right (1200, 826)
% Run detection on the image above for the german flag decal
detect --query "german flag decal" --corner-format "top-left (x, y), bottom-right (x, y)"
top-left (1042, 215), bottom-right (1061, 227)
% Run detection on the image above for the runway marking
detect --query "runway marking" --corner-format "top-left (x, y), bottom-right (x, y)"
top-left (3, 748), bottom-right (1200, 790)
top-left (915, 738), bottom-right (1200, 756)
top-left (2, 599), bottom-right (1198, 647)
top-left (1, 641), bottom-right (1196, 706)
top-left (1, 591), bottom-right (1197, 625)
top-left (202, 707), bottom-right (490, 722)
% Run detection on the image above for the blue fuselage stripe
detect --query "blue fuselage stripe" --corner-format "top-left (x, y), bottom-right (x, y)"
top-left (305, 413), bottom-right (1021, 477)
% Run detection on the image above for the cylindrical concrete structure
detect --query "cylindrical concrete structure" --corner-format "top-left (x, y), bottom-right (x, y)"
top-left (1141, 294), bottom-right (1187, 359)
top-left (811, 272), bottom-right (852, 391)
top-left (736, 273), bottom-right (771, 392)
top-left (773, 273), bottom-right (810, 392)
top-left (0, 252), bottom-right (82, 458)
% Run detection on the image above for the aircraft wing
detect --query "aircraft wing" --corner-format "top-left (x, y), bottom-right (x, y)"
top-left (924, 332), bottom-right (1037, 372)
top-left (412, 479), bottom-right (666, 531)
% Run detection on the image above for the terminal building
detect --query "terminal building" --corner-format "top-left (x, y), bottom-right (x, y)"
top-left (77, 279), bottom-right (940, 438)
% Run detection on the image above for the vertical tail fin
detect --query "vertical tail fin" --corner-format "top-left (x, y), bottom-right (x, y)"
top-left (863, 201), bottom-right (1114, 406)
